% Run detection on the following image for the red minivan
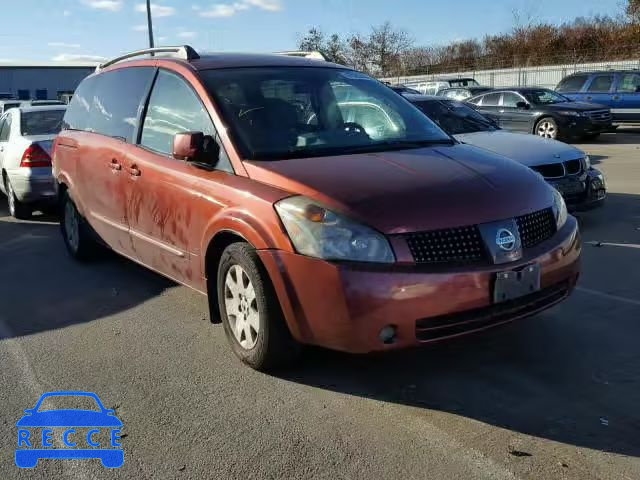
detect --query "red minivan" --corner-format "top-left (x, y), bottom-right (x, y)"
top-left (53, 46), bottom-right (581, 370)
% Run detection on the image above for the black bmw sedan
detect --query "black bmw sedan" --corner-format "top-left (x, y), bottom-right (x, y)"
top-left (467, 87), bottom-right (613, 140)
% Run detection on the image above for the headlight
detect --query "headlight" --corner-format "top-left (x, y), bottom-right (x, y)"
top-left (275, 196), bottom-right (395, 263)
top-left (558, 111), bottom-right (583, 117)
top-left (583, 155), bottom-right (591, 170)
top-left (552, 188), bottom-right (568, 230)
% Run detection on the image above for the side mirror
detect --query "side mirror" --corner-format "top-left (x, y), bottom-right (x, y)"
top-left (23, 409), bottom-right (34, 414)
top-left (173, 132), bottom-right (220, 167)
top-left (516, 101), bottom-right (530, 110)
top-left (173, 132), bottom-right (204, 161)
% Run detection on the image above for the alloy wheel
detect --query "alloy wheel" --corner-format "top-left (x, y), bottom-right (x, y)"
top-left (224, 265), bottom-right (259, 349)
top-left (537, 121), bottom-right (557, 139)
top-left (6, 179), bottom-right (16, 217)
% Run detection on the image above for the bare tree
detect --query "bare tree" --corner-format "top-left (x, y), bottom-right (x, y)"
top-left (627, 0), bottom-right (640, 22)
top-left (297, 27), bottom-right (348, 64)
top-left (367, 22), bottom-right (413, 76)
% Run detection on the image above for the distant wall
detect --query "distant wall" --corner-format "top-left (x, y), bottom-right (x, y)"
top-left (0, 67), bottom-right (95, 100)
top-left (383, 59), bottom-right (640, 90)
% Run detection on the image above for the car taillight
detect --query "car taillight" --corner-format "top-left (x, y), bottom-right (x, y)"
top-left (20, 144), bottom-right (51, 168)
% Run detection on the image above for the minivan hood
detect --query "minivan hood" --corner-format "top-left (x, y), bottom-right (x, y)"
top-left (244, 144), bottom-right (554, 234)
top-left (455, 130), bottom-right (583, 167)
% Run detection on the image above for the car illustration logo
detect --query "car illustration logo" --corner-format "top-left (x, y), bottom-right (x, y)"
top-left (15, 391), bottom-right (123, 469)
top-left (496, 228), bottom-right (516, 252)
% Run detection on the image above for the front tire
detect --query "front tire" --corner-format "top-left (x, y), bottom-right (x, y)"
top-left (535, 117), bottom-right (559, 140)
top-left (4, 177), bottom-right (32, 220)
top-left (60, 191), bottom-right (97, 261)
top-left (216, 242), bottom-right (298, 371)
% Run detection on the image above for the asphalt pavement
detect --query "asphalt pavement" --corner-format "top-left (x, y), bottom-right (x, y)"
top-left (1, 129), bottom-right (639, 479)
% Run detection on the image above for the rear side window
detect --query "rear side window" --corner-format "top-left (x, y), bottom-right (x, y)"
top-left (587, 75), bottom-right (614, 93)
top-left (557, 74), bottom-right (588, 92)
top-left (617, 73), bottom-right (640, 93)
top-left (21, 110), bottom-right (66, 136)
top-left (0, 114), bottom-right (12, 141)
top-left (141, 69), bottom-right (215, 155)
top-left (88, 67), bottom-right (154, 142)
top-left (64, 68), bottom-right (153, 141)
top-left (479, 92), bottom-right (501, 106)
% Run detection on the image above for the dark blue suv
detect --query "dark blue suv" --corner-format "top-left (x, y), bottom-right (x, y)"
top-left (556, 70), bottom-right (640, 125)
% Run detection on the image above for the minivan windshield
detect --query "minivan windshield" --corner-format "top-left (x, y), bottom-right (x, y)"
top-left (201, 67), bottom-right (452, 160)
top-left (412, 99), bottom-right (497, 135)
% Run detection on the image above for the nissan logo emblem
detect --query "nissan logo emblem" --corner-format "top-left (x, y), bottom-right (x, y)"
top-left (496, 228), bottom-right (516, 252)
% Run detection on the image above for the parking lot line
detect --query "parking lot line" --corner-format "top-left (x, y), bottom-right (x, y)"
top-left (576, 286), bottom-right (640, 306)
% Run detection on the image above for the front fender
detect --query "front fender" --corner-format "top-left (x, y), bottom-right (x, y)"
top-left (199, 206), bottom-right (293, 276)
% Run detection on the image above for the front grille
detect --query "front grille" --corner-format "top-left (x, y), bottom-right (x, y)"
top-left (531, 163), bottom-right (564, 178)
top-left (586, 109), bottom-right (612, 122)
top-left (564, 159), bottom-right (582, 175)
top-left (404, 225), bottom-right (486, 264)
top-left (415, 281), bottom-right (569, 341)
top-left (404, 208), bottom-right (556, 265)
top-left (516, 208), bottom-right (557, 248)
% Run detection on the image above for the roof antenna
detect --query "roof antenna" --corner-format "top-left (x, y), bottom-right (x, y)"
top-left (146, 0), bottom-right (155, 54)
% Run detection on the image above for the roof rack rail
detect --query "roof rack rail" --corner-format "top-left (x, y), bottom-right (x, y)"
top-left (277, 51), bottom-right (326, 61)
top-left (96, 45), bottom-right (200, 71)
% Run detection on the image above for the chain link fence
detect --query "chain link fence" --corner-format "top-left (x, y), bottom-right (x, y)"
top-left (382, 47), bottom-right (640, 89)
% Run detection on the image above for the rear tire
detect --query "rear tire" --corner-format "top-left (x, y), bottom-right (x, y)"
top-left (216, 242), bottom-right (299, 371)
top-left (535, 117), bottom-right (559, 140)
top-left (60, 191), bottom-right (98, 261)
top-left (4, 177), bottom-right (32, 220)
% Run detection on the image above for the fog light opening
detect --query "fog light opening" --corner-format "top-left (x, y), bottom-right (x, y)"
top-left (379, 325), bottom-right (397, 345)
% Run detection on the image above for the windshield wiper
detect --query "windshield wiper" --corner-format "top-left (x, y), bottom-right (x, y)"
top-left (337, 139), bottom-right (454, 154)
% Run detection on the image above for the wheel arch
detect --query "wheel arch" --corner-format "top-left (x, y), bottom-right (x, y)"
top-left (203, 229), bottom-right (261, 324)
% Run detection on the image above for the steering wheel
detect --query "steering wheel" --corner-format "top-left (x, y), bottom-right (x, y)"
top-left (342, 122), bottom-right (369, 136)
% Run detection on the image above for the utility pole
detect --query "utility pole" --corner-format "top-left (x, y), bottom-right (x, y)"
top-left (146, 0), bottom-right (155, 49)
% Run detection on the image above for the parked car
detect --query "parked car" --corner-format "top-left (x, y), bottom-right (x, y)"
top-left (437, 86), bottom-right (494, 101)
top-left (386, 83), bottom-right (421, 95)
top-left (408, 77), bottom-right (481, 95)
top-left (467, 87), bottom-right (612, 140)
top-left (54, 46), bottom-right (580, 370)
top-left (29, 100), bottom-right (67, 107)
top-left (556, 70), bottom-right (640, 125)
top-left (405, 95), bottom-right (605, 211)
top-left (0, 99), bottom-right (22, 116)
top-left (0, 105), bottom-right (65, 218)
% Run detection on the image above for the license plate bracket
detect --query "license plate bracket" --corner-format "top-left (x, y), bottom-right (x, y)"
top-left (493, 263), bottom-right (541, 303)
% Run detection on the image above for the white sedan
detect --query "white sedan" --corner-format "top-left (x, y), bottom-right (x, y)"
top-left (0, 106), bottom-right (65, 219)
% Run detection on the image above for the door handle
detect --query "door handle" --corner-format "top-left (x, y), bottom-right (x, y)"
top-left (586, 96), bottom-right (593, 100)
top-left (109, 159), bottom-right (121, 171)
top-left (613, 96), bottom-right (620, 100)
top-left (127, 165), bottom-right (141, 176)
top-left (498, 109), bottom-right (505, 113)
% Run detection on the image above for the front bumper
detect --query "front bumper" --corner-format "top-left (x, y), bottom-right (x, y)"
top-left (259, 216), bottom-right (581, 354)
top-left (550, 168), bottom-right (606, 211)
top-left (559, 116), bottom-right (612, 136)
top-left (7, 167), bottom-right (56, 203)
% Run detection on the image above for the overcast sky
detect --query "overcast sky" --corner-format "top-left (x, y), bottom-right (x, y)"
top-left (0, 0), bottom-right (623, 62)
